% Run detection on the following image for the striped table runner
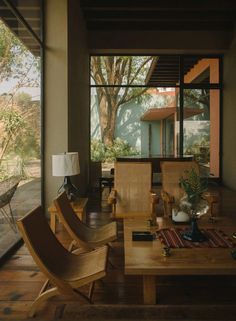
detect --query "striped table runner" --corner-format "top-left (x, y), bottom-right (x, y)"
top-left (157, 228), bottom-right (236, 248)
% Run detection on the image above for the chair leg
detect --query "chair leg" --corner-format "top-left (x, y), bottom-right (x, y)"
top-left (0, 205), bottom-right (17, 233)
top-left (88, 282), bottom-right (95, 301)
top-left (108, 258), bottom-right (115, 269)
top-left (107, 243), bottom-right (116, 269)
top-left (29, 283), bottom-right (60, 317)
top-left (73, 288), bottom-right (94, 304)
top-left (30, 279), bottom-right (95, 317)
top-left (68, 240), bottom-right (77, 252)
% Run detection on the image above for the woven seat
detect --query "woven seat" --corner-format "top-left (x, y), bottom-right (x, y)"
top-left (54, 191), bottom-right (117, 251)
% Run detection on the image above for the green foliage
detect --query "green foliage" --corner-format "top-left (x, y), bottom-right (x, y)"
top-left (0, 109), bottom-right (25, 134)
top-left (91, 56), bottom-right (154, 144)
top-left (0, 165), bottom-right (9, 181)
top-left (91, 138), bottom-right (139, 162)
top-left (0, 21), bottom-right (25, 82)
top-left (0, 21), bottom-right (41, 178)
top-left (0, 20), bottom-right (40, 86)
top-left (184, 89), bottom-right (210, 120)
top-left (179, 168), bottom-right (208, 208)
top-left (15, 92), bottom-right (32, 109)
top-left (91, 56), bottom-right (153, 86)
top-left (185, 137), bottom-right (210, 164)
top-left (0, 106), bottom-right (40, 161)
top-left (13, 128), bottom-right (40, 159)
top-left (90, 139), bottom-right (105, 162)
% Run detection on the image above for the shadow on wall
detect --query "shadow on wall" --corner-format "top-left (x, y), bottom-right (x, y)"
top-left (115, 102), bottom-right (146, 150)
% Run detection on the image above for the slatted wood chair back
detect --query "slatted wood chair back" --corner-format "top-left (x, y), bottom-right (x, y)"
top-left (161, 161), bottom-right (200, 203)
top-left (54, 192), bottom-right (117, 250)
top-left (114, 162), bottom-right (152, 215)
top-left (54, 192), bottom-right (93, 245)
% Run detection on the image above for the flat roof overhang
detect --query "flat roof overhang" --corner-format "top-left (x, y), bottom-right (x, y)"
top-left (141, 107), bottom-right (203, 121)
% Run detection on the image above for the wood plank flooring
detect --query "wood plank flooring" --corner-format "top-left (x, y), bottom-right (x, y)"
top-left (0, 186), bottom-right (236, 320)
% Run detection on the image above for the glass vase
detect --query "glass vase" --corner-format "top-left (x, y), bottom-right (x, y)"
top-left (182, 213), bottom-right (208, 242)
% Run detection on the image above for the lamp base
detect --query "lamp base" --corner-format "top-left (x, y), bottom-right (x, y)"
top-left (59, 176), bottom-right (79, 201)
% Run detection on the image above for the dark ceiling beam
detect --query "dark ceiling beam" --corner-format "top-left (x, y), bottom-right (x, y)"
top-left (150, 78), bottom-right (178, 80)
top-left (2, 10), bottom-right (40, 19)
top-left (4, 20), bottom-right (40, 25)
top-left (4, 19), bottom-right (40, 28)
top-left (81, 0), bottom-right (236, 11)
top-left (3, 0), bottom-right (42, 47)
top-left (84, 10), bottom-right (236, 22)
top-left (12, 29), bottom-right (40, 37)
top-left (11, 26), bottom-right (40, 32)
top-left (0, 6), bottom-right (40, 10)
top-left (0, 0), bottom-right (40, 6)
top-left (86, 21), bottom-right (234, 30)
top-left (4, 17), bottom-right (40, 23)
top-left (151, 72), bottom-right (179, 75)
top-left (145, 57), bottom-right (158, 84)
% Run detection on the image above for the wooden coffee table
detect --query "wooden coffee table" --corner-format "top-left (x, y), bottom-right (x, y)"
top-left (124, 217), bottom-right (236, 305)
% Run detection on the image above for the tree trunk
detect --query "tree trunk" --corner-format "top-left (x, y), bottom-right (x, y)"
top-left (97, 87), bottom-right (118, 146)
top-left (91, 56), bottom-right (153, 146)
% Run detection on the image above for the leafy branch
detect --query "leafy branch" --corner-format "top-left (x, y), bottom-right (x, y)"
top-left (179, 167), bottom-right (208, 208)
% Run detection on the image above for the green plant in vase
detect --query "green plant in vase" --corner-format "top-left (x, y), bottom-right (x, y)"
top-left (179, 167), bottom-right (209, 242)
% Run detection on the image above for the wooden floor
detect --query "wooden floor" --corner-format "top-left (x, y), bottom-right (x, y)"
top-left (0, 187), bottom-right (236, 320)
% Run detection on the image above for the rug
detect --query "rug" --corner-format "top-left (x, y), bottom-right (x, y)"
top-left (157, 228), bottom-right (236, 248)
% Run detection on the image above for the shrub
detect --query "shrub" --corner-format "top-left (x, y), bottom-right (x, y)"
top-left (91, 138), bottom-right (139, 162)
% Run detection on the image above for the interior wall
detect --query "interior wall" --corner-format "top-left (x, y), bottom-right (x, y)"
top-left (223, 29), bottom-right (236, 190)
top-left (44, 0), bottom-right (68, 208)
top-left (68, 0), bottom-right (89, 196)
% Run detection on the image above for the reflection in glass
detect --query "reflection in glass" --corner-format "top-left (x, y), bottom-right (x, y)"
top-left (183, 89), bottom-right (220, 177)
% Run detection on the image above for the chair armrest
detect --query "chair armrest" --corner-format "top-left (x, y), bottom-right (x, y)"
top-left (150, 191), bottom-right (159, 204)
top-left (161, 190), bottom-right (175, 217)
top-left (202, 191), bottom-right (220, 217)
top-left (107, 189), bottom-right (117, 205)
top-left (161, 190), bottom-right (175, 204)
top-left (203, 192), bottom-right (219, 204)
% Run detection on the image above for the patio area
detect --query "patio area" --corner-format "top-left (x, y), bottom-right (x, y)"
top-left (0, 178), bottom-right (41, 259)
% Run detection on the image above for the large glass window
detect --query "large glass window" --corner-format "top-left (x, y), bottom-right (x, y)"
top-left (90, 55), bottom-right (221, 178)
top-left (0, 1), bottom-right (43, 258)
top-left (183, 89), bottom-right (220, 177)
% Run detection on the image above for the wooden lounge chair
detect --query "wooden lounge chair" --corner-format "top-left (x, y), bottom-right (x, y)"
top-left (161, 161), bottom-right (219, 218)
top-left (17, 206), bottom-right (108, 317)
top-left (108, 162), bottom-right (158, 222)
top-left (54, 191), bottom-right (117, 251)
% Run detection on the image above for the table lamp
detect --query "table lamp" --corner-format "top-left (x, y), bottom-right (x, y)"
top-left (52, 152), bottom-right (80, 200)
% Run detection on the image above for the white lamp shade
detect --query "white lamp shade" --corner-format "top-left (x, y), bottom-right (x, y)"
top-left (52, 152), bottom-right (80, 176)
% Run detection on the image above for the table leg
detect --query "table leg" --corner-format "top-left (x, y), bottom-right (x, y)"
top-left (143, 275), bottom-right (156, 304)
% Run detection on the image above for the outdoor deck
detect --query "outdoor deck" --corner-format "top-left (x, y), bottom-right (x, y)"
top-left (0, 179), bottom-right (41, 259)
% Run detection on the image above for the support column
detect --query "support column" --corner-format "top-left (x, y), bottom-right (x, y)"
top-left (44, 0), bottom-right (68, 208)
